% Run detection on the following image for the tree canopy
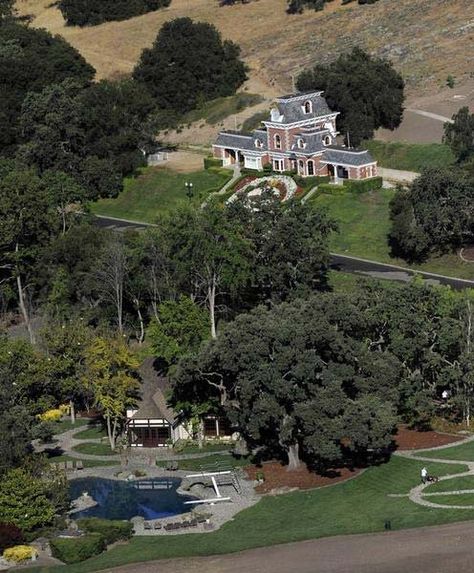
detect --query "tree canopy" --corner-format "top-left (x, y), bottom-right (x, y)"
top-left (0, 21), bottom-right (94, 155)
top-left (296, 48), bottom-right (404, 146)
top-left (389, 168), bottom-right (474, 261)
top-left (133, 17), bottom-right (247, 114)
top-left (443, 106), bottom-right (474, 163)
top-left (58, 0), bottom-right (171, 27)
top-left (172, 293), bottom-right (399, 470)
top-left (17, 78), bottom-right (155, 199)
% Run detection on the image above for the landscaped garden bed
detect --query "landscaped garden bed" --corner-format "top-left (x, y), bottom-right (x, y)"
top-left (394, 425), bottom-right (463, 450)
top-left (245, 462), bottom-right (362, 494)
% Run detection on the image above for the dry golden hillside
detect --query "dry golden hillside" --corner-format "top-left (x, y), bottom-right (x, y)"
top-left (15, 0), bottom-right (474, 96)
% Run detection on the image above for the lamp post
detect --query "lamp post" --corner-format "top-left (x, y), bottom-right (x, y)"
top-left (185, 181), bottom-right (194, 202)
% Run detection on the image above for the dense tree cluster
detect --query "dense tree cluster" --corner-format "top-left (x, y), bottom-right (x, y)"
top-left (172, 282), bottom-right (474, 470)
top-left (0, 21), bottom-right (94, 155)
top-left (58, 0), bottom-right (171, 27)
top-left (17, 78), bottom-right (156, 199)
top-left (133, 17), bottom-right (247, 114)
top-left (287, 0), bottom-right (380, 13)
top-left (389, 168), bottom-right (474, 261)
top-left (296, 48), bottom-right (404, 146)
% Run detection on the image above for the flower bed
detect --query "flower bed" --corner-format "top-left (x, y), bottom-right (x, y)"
top-left (228, 175), bottom-right (298, 204)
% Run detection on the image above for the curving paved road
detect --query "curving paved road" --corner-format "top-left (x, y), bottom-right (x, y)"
top-left (102, 521), bottom-right (474, 573)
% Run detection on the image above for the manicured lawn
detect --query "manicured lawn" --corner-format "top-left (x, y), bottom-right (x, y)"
top-left (311, 189), bottom-right (474, 280)
top-left (157, 453), bottom-right (249, 472)
top-left (425, 475), bottom-right (474, 493)
top-left (72, 442), bottom-right (117, 456)
top-left (52, 418), bottom-right (89, 435)
top-left (91, 167), bottom-right (231, 223)
top-left (30, 456), bottom-right (472, 573)
top-left (426, 493), bottom-right (474, 506)
top-left (421, 440), bottom-right (474, 462)
top-left (45, 454), bottom-right (117, 469)
top-left (178, 442), bottom-right (234, 454)
top-left (364, 140), bottom-right (455, 172)
top-left (74, 424), bottom-right (107, 440)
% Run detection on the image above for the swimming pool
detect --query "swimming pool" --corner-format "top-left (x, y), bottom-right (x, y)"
top-left (69, 477), bottom-right (196, 520)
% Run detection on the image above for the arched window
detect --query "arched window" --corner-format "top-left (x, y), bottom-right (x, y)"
top-left (324, 135), bottom-right (331, 146)
top-left (304, 101), bottom-right (312, 114)
top-left (307, 160), bottom-right (314, 176)
top-left (255, 138), bottom-right (262, 149)
top-left (297, 138), bottom-right (305, 149)
top-left (298, 160), bottom-right (305, 175)
top-left (274, 134), bottom-right (282, 149)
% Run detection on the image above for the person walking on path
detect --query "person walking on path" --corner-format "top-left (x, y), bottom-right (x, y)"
top-left (421, 467), bottom-right (428, 484)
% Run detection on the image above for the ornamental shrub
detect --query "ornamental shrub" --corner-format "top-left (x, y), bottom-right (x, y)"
top-left (0, 523), bottom-right (24, 552)
top-left (203, 157), bottom-right (222, 170)
top-left (76, 518), bottom-right (133, 545)
top-left (342, 177), bottom-right (383, 193)
top-left (3, 545), bottom-right (37, 563)
top-left (50, 534), bottom-right (105, 564)
top-left (38, 409), bottom-right (63, 422)
top-left (318, 183), bottom-right (347, 195)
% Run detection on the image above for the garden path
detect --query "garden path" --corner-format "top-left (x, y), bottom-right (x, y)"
top-left (395, 434), bottom-right (474, 509)
top-left (45, 424), bottom-right (234, 463)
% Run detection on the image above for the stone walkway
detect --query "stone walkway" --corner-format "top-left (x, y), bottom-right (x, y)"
top-left (395, 434), bottom-right (474, 510)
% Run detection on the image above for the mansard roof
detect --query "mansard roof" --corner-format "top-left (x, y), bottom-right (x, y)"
top-left (322, 146), bottom-right (376, 166)
top-left (268, 91), bottom-right (334, 124)
top-left (215, 130), bottom-right (268, 151)
top-left (290, 132), bottom-right (326, 155)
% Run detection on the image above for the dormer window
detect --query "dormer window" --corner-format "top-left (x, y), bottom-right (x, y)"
top-left (255, 138), bottom-right (263, 149)
top-left (324, 135), bottom-right (331, 146)
top-left (304, 101), bottom-right (312, 114)
top-left (297, 138), bottom-right (306, 149)
top-left (274, 134), bottom-right (282, 150)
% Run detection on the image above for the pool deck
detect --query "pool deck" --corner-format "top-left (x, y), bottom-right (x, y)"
top-left (69, 465), bottom-right (261, 535)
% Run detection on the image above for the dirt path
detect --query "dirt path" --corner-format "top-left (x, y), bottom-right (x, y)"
top-left (100, 520), bottom-right (474, 573)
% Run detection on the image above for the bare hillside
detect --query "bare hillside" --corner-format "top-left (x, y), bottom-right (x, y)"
top-left (16, 0), bottom-right (474, 95)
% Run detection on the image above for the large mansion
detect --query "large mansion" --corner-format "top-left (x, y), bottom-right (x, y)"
top-left (213, 91), bottom-right (377, 180)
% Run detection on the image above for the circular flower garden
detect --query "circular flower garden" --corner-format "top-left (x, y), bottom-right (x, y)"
top-left (228, 175), bottom-right (298, 204)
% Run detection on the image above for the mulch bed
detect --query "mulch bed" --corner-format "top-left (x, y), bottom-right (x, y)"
top-left (244, 426), bottom-right (464, 494)
top-left (461, 245), bottom-right (474, 262)
top-left (393, 425), bottom-right (463, 450)
top-left (245, 462), bottom-right (362, 494)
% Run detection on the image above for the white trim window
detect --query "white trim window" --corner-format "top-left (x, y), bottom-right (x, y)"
top-left (255, 138), bottom-right (263, 149)
top-left (273, 159), bottom-right (284, 172)
top-left (303, 101), bottom-right (312, 114)
top-left (324, 135), bottom-right (331, 146)
top-left (297, 138), bottom-right (306, 149)
top-left (274, 134), bottom-right (282, 150)
top-left (307, 160), bottom-right (315, 176)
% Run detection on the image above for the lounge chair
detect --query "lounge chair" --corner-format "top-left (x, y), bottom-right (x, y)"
top-left (75, 460), bottom-right (84, 470)
top-left (153, 522), bottom-right (162, 530)
top-left (144, 522), bottom-right (152, 530)
top-left (66, 461), bottom-right (74, 471)
top-left (165, 460), bottom-right (179, 471)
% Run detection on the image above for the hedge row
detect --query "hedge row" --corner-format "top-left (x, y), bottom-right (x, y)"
top-left (76, 518), bottom-right (133, 545)
top-left (50, 534), bottom-right (105, 564)
top-left (318, 183), bottom-right (347, 195)
top-left (342, 177), bottom-right (383, 193)
top-left (203, 157), bottom-right (222, 170)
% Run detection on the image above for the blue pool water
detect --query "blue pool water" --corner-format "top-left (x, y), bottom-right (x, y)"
top-left (69, 477), bottom-right (195, 520)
